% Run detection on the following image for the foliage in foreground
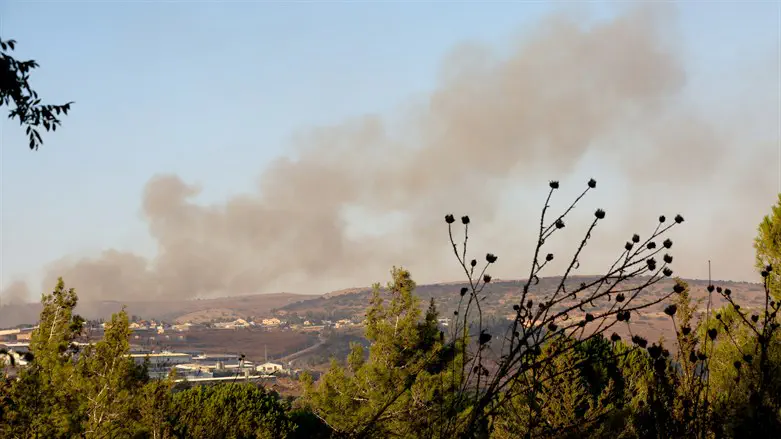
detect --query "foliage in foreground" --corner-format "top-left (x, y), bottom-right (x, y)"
top-left (1, 180), bottom-right (780, 439)
top-left (302, 180), bottom-right (781, 439)
top-left (0, 37), bottom-right (73, 150)
top-left (0, 280), bottom-right (297, 439)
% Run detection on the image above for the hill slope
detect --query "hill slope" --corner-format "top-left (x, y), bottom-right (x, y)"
top-left (272, 276), bottom-right (766, 323)
top-left (1, 276), bottom-right (765, 330)
top-left (0, 292), bottom-right (318, 327)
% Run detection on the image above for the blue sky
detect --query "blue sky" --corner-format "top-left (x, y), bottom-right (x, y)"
top-left (1, 1), bottom-right (779, 299)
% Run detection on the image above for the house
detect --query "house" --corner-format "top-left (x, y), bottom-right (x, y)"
top-left (213, 319), bottom-right (250, 330)
top-left (261, 318), bottom-right (282, 326)
top-left (256, 362), bottom-right (286, 374)
top-left (171, 323), bottom-right (192, 332)
top-left (0, 329), bottom-right (21, 342)
top-left (229, 319), bottom-right (250, 329)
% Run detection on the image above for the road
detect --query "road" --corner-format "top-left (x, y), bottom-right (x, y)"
top-left (280, 333), bottom-right (327, 365)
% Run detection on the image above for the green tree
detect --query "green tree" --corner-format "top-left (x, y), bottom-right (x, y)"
top-left (0, 38), bottom-right (73, 150)
top-left (1, 278), bottom-right (86, 438)
top-left (755, 193), bottom-right (781, 301)
top-left (168, 382), bottom-right (295, 439)
top-left (135, 375), bottom-right (176, 439)
top-left (491, 335), bottom-right (636, 439)
top-left (699, 303), bottom-right (781, 437)
top-left (76, 309), bottom-right (148, 438)
top-left (302, 267), bottom-right (462, 438)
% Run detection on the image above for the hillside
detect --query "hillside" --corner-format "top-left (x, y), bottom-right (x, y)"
top-left (273, 276), bottom-right (765, 321)
top-left (274, 276), bottom-right (766, 368)
top-left (1, 276), bottom-right (765, 332)
top-left (0, 292), bottom-right (318, 328)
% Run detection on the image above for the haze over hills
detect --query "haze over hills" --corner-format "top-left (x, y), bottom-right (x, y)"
top-left (0, 276), bottom-right (765, 331)
top-left (0, 292), bottom-right (317, 328)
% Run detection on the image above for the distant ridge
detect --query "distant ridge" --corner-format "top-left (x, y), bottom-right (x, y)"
top-left (0, 276), bottom-right (764, 329)
top-left (0, 292), bottom-right (318, 328)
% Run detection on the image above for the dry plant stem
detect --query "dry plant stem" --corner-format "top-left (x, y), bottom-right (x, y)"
top-left (496, 246), bottom-right (676, 390)
top-left (444, 180), bottom-right (685, 439)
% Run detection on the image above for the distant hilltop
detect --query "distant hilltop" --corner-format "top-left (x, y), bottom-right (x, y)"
top-left (0, 276), bottom-right (765, 330)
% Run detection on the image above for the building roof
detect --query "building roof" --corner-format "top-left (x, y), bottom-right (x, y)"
top-left (129, 352), bottom-right (191, 358)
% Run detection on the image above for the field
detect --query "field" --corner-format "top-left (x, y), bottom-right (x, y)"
top-left (127, 328), bottom-right (319, 363)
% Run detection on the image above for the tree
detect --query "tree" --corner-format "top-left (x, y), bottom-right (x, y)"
top-left (135, 375), bottom-right (176, 439)
top-left (168, 382), bottom-right (296, 439)
top-left (492, 335), bottom-right (621, 439)
top-left (0, 38), bottom-right (73, 150)
top-left (755, 193), bottom-right (781, 301)
top-left (76, 309), bottom-right (148, 438)
top-left (302, 267), bottom-right (463, 438)
top-left (1, 278), bottom-right (85, 438)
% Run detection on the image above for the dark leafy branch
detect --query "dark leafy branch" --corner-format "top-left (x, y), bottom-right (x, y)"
top-left (0, 38), bottom-right (73, 150)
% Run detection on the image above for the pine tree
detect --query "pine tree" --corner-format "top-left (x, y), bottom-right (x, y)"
top-left (169, 382), bottom-right (295, 439)
top-left (302, 267), bottom-right (461, 438)
top-left (135, 376), bottom-right (176, 439)
top-left (2, 278), bottom-right (86, 438)
top-left (77, 308), bottom-right (147, 437)
top-left (755, 193), bottom-right (781, 300)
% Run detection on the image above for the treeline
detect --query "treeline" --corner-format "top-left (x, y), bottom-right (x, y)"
top-left (0, 280), bottom-right (313, 439)
top-left (2, 183), bottom-right (780, 439)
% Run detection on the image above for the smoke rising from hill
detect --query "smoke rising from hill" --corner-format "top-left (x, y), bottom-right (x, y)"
top-left (2, 5), bottom-right (777, 304)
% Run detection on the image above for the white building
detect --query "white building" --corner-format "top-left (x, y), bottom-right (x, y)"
top-left (171, 323), bottom-right (193, 332)
top-left (256, 362), bottom-right (286, 374)
top-left (193, 353), bottom-right (239, 362)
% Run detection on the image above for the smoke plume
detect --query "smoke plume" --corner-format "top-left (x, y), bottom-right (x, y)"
top-left (2, 5), bottom-right (778, 304)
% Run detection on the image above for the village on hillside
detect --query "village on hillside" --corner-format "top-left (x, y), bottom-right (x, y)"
top-left (0, 314), bottom-right (365, 384)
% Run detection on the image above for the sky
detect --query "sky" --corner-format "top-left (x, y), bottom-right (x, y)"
top-left (0, 1), bottom-right (779, 305)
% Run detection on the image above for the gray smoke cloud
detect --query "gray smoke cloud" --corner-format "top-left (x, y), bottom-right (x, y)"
top-left (2, 4), bottom-right (778, 304)
top-left (0, 281), bottom-right (30, 307)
